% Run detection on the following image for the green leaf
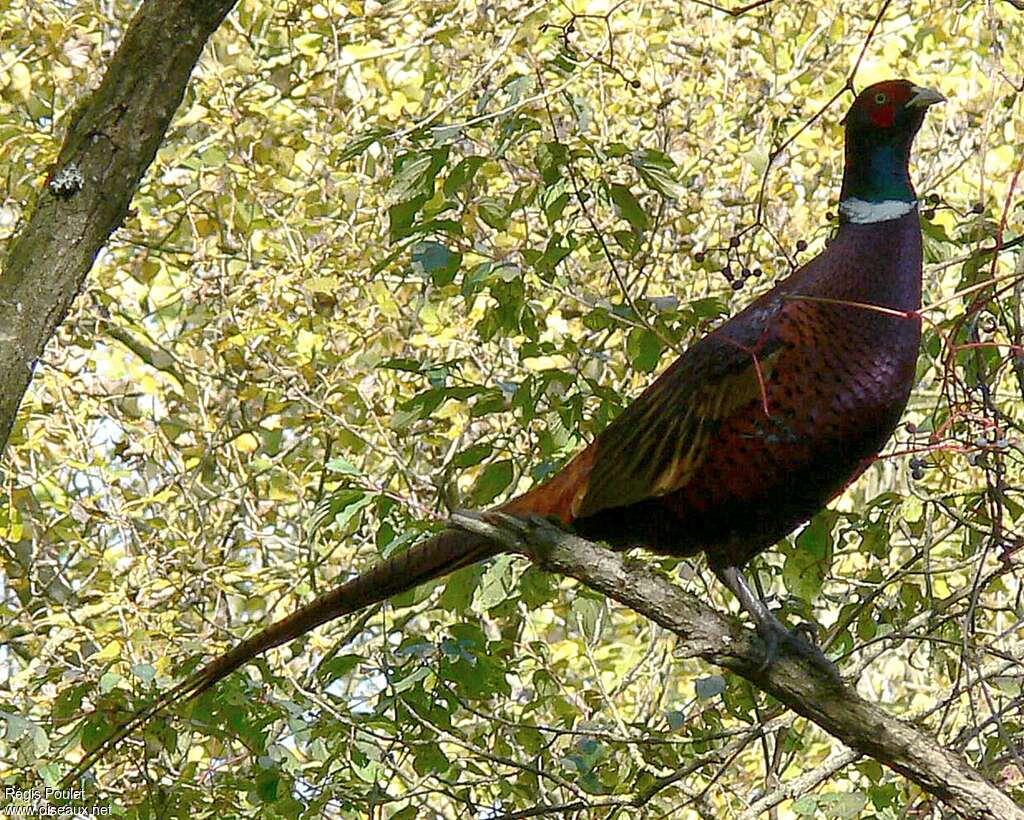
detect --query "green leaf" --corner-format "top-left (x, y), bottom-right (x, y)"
top-left (333, 491), bottom-right (371, 530)
top-left (477, 197), bottom-right (510, 229)
top-left (613, 229), bottom-right (638, 253)
top-left (81, 717), bottom-right (110, 752)
top-left (535, 141), bottom-right (568, 184)
top-left (444, 156), bottom-right (486, 196)
top-left (389, 153), bottom-right (438, 203)
top-left (609, 183), bottom-right (649, 230)
top-left (405, 218), bottom-right (463, 237)
top-left (413, 743), bottom-right (450, 776)
top-left (695, 675), bottom-right (725, 699)
top-left (534, 233), bottom-right (575, 276)
top-left (453, 443), bottom-right (492, 468)
top-left (541, 179), bottom-right (570, 223)
top-left (462, 261), bottom-right (499, 296)
top-left (666, 710), bottom-right (687, 730)
top-left (379, 357), bottom-right (423, 373)
top-left (921, 214), bottom-right (954, 244)
top-left (293, 32), bottom-right (323, 55)
top-left (98, 671), bottom-right (120, 693)
top-left (477, 554), bottom-right (517, 609)
top-left (317, 654), bottom-right (361, 684)
top-left (571, 596), bottom-right (606, 644)
top-left (783, 510), bottom-right (836, 601)
top-left (470, 459), bottom-right (514, 506)
top-left (412, 241), bottom-right (462, 286)
top-left (627, 328), bottom-right (663, 373)
top-left (255, 767), bottom-right (281, 802)
top-left (519, 567), bottom-right (556, 608)
top-left (3, 713), bottom-right (31, 743)
top-left (470, 389), bottom-right (507, 417)
top-left (388, 148), bottom-right (450, 240)
top-left (634, 149), bottom-right (686, 200)
top-left (337, 126), bottom-right (392, 162)
top-left (325, 457), bottom-right (361, 475)
top-left (440, 563), bottom-right (484, 611)
top-left (819, 792), bottom-right (868, 819)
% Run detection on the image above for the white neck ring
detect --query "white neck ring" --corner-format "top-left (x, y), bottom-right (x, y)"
top-left (839, 198), bottom-right (917, 224)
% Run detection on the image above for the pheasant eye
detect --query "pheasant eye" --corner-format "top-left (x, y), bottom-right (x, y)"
top-left (874, 92), bottom-right (888, 104)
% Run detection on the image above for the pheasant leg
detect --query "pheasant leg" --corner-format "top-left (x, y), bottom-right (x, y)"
top-left (713, 564), bottom-right (840, 682)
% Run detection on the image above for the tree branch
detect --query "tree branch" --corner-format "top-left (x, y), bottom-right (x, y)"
top-left (0, 0), bottom-right (237, 455)
top-left (738, 746), bottom-right (860, 819)
top-left (450, 512), bottom-right (1023, 820)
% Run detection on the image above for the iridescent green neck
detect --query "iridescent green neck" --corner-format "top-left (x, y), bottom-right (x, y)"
top-left (840, 138), bottom-right (916, 207)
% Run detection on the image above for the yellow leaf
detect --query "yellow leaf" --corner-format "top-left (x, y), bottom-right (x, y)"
top-left (902, 496), bottom-right (924, 523)
top-left (251, 229), bottom-right (270, 252)
top-left (294, 32), bottom-right (322, 55)
top-left (176, 103), bottom-right (208, 128)
top-left (550, 640), bottom-right (578, 663)
top-left (342, 44), bottom-right (379, 62)
top-left (9, 63), bottom-right (31, 99)
top-left (743, 147), bottom-right (769, 174)
top-left (989, 144), bottom-right (1015, 174)
top-left (371, 281), bottom-right (400, 318)
top-left (296, 329), bottom-right (322, 356)
top-left (234, 432), bottom-right (260, 453)
top-left (293, 148), bottom-right (316, 175)
top-left (523, 355), bottom-right (570, 371)
top-left (307, 275), bottom-right (340, 294)
top-left (93, 641), bottom-right (123, 662)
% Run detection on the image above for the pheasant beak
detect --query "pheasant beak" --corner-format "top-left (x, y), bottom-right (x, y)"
top-left (906, 85), bottom-right (946, 109)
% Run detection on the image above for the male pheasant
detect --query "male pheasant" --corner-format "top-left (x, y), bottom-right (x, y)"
top-left (70, 79), bottom-right (943, 776)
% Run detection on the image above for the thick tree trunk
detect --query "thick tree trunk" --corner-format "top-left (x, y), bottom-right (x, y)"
top-left (452, 513), bottom-right (1024, 820)
top-left (0, 0), bottom-right (237, 455)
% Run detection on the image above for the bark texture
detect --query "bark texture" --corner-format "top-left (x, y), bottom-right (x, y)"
top-left (0, 0), bottom-right (237, 454)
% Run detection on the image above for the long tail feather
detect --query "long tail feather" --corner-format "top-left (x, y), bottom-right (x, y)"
top-left (63, 528), bottom-right (495, 783)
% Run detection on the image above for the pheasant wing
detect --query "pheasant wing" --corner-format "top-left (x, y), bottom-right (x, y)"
top-left (571, 309), bottom-right (784, 519)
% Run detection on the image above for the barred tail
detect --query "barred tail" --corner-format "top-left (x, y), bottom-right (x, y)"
top-left (64, 528), bottom-right (496, 783)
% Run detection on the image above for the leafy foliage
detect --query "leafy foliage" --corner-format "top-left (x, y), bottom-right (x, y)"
top-left (1, 0), bottom-right (1022, 816)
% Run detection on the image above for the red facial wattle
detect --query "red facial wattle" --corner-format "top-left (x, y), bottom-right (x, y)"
top-left (870, 105), bottom-right (896, 128)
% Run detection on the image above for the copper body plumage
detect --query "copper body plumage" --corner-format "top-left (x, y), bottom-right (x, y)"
top-left (514, 210), bottom-right (923, 573)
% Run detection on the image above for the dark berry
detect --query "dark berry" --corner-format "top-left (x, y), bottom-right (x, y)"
top-left (923, 209), bottom-right (935, 220)
top-left (630, 79), bottom-right (641, 89)
top-left (751, 268), bottom-right (762, 277)
top-left (795, 239), bottom-right (807, 252)
top-left (731, 279), bottom-right (744, 290)
top-left (729, 236), bottom-right (741, 248)
top-left (905, 422), bottom-right (917, 434)
top-left (826, 211), bottom-right (835, 221)
top-left (911, 468), bottom-right (925, 481)
top-left (972, 202), bottom-right (984, 214)
top-left (693, 251), bottom-right (705, 263)
top-left (741, 267), bottom-right (751, 277)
